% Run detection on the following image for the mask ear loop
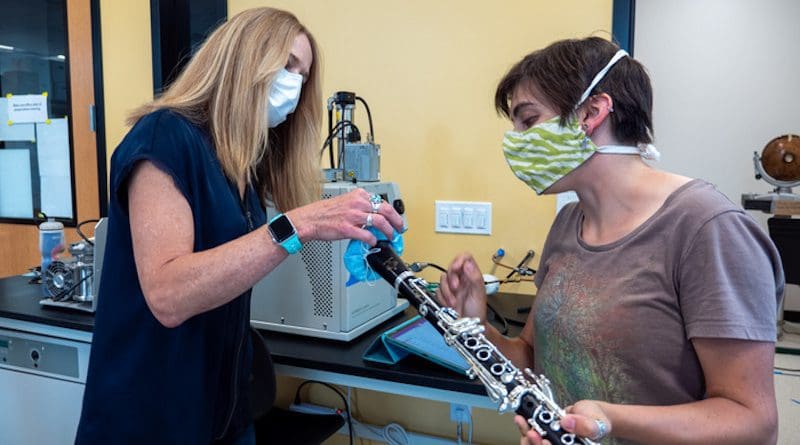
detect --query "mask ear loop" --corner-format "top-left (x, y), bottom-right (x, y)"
top-left (573, 49), bottom-right (629, 147)
top-left (638, 143), bottom-right (661, 161)
top-left (360, 242), bottom-right (380, 287)
top-left (576, 49), bottom-right (629, 109)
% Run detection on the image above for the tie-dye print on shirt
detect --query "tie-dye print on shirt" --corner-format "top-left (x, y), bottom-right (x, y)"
top-left (531, 180), bottom-right (783, 445)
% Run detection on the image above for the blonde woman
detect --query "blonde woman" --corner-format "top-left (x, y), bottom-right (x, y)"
top-left (76, 8), bottom-right (403, 444)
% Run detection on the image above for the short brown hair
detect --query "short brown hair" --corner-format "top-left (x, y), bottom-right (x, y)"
top-left (495, 37), bottom-right (653, 145)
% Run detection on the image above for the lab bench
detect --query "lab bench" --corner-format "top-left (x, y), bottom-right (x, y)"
top-left (2, 274), bottom-right (799, 444)
top-left (0, 274), bottom-right (507, 444)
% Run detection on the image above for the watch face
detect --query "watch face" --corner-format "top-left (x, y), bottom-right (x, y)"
top-left (269, 214), bottom-right (295, 242)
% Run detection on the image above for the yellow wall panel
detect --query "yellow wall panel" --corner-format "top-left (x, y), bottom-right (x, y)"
top-left (231, 0), bottom-right (612, 291)
top-left (99, 0), bottom-right (153, 166)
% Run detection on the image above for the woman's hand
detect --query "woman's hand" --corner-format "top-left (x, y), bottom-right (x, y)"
top-left (287, 188), bottom-right (404, 245)
top-left (514, 400), bottom-right (612, 445)
top-left (437, 253), bottom-right (488, 322)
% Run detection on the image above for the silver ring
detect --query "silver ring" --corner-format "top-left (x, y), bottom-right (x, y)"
top-left (365, 213), bottom-right (374, 228)
top-left (592, 419), bottom-right (609, 441)
top-left (369, 193), bottom-right (382, 213)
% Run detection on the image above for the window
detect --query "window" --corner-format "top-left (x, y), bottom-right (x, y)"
top-left (0, 0), bottom-right (74, 222)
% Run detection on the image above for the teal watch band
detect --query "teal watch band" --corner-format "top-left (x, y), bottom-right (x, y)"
top-left (268, 213), bottom-right (303, 254)
top-left (279, 232), bottom-right (302, 254)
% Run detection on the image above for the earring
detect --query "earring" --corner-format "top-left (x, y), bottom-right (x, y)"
top-left (609, 105), bottom-right (615, 113)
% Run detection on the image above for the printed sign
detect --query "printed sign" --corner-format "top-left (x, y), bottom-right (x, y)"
top-left (7, 94), bottom-right (48, 124)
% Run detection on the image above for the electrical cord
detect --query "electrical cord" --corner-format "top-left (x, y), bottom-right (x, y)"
top-left (454, 410), bottom-right (473, 445)
top-left (407, 261), bottom-right (448, 273)
top-left (410, 261), bottom-right (533, 287)
top-left (408, 261), bottom-right (525, 335)
top-left (327, 107), bottom-right (335, 168)
top-left (350, 416), bottom-right (410, 445)
top-left (492, 252), bottom-right (536, 278)
top-left (355, 96), bottom-right (375, 141)
top-left (293, 380), bottom-right (353, 445)
top-left (467, 410), bottom-right (473, 445)
top-left (345, 385), bottom-right (409, 445)
top-left (76, 219), bottom-right (99, 246)
top-left (319, 120), bottom-right (360, 158)
top-left (51, 272), bottom-right (93, 302)
top-left (483, 276), bottom-right (536, 285)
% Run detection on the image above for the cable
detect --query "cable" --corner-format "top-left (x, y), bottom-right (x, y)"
top-left (327, 107), bottom-right (335, 168)
top-left (453, 408), bottom-right (473, 445)
top-left (407, 261), bottom-right (448, 273)
top-left (506, 250), bottom-right (535, 279)
top-left (76, 219), bottom-right (100, 246)
top-left (492, 252), bottom-right (536, 278)
top-left (483, 277), bottom-right (536, 285)
top-left (51, 271), bottom-right (93, 302)
top-left (775, 366), bottom-right (800, 372)
top-left (339, 110), bottom-right (347, 170)
top-left (466, 410), bottom-right (473, 445)
top-left (350, 416), bottom-right (409, 445)
top-left (294, 380), bottom-right (353, 445)
top-left (319, 120), bottom-right (360, 157)
top-left (355, 96), bottom-right (375, 141)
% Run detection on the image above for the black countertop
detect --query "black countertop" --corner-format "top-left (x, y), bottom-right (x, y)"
top-left (0, 274), bottom-right (532, 395)
top-left (0, 275), bottom-right (94, 332)
top-left (261, 291), bottom-right (530, 394)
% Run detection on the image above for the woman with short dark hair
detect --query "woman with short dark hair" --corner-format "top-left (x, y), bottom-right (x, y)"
top-left (440, 37), bottom-right (783, 445)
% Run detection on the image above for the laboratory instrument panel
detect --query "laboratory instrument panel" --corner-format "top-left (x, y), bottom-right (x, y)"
top-left (0, 325), bottom-right (91, 444)
top-left (323, 91), bottom-right (381, 183)
top-left (251, 181), bottom-right (408, 341)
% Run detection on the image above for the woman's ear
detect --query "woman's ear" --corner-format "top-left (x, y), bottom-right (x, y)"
top-left (580, 93), bottom-right (613, 135)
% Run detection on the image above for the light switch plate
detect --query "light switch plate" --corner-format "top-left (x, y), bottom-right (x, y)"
top-left (435, 201), bottom-right (491, 235)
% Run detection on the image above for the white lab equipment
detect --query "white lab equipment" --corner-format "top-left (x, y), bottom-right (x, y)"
top-left (250, 181), bottom-right (408, 341)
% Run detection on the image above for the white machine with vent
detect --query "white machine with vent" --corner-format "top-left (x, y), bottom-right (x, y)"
top-left (250, 181), bottom-right (408, 341)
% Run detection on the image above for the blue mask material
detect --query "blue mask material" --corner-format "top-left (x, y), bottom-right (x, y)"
top-left (344, 227), bottom-right (404, 286)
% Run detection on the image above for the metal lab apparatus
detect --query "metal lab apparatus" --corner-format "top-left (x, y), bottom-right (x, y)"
top-left (250, 181), bottom-right (408, 341)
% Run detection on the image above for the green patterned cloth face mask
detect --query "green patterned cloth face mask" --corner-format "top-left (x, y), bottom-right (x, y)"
top-left (502, 49), bottom-right (660, 195)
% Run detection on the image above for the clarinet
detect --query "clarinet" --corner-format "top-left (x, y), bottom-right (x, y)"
top-left (366, 241), bottom-right (597, 445)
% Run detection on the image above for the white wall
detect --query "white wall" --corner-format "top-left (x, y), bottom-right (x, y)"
top-left (634, 0), bottom-right (800, 310)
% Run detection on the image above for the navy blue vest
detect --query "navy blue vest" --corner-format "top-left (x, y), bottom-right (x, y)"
top-left (76, 110), bottom-right (267, 444)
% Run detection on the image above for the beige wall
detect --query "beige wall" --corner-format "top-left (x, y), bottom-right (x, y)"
top-left (99, 1), bottom-right (613, 442)
top-left (99, 0), bottom-right (153, 166)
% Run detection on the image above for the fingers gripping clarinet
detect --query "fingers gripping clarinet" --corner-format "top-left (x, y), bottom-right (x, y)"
top-left (365, 241), bottom-right (597, 445)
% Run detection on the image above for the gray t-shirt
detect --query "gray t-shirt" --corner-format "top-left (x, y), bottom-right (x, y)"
top-left (532, 179), bottom-right (784, 444)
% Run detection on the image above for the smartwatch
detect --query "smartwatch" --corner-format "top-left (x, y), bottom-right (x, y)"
top-left (267, 213), bottom-right (302, 254)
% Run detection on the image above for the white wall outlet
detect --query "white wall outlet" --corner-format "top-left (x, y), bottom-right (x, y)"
top-left (449, 403), bottom-right (471, 423)
top-left (435, 201), bottom-right (492, 235)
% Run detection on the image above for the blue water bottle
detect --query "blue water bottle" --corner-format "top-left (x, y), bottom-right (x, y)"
top-left (39, 217), bottom-right (65, 295)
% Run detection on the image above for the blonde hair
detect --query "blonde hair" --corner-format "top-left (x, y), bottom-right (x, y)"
top-left (129, 7), bottom-right (322, 211)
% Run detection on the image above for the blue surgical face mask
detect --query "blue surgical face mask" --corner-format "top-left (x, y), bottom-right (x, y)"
top-left (267, 68), bottom-right (303, 128)
top-left (344, 227), bottom-right (404, 286)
